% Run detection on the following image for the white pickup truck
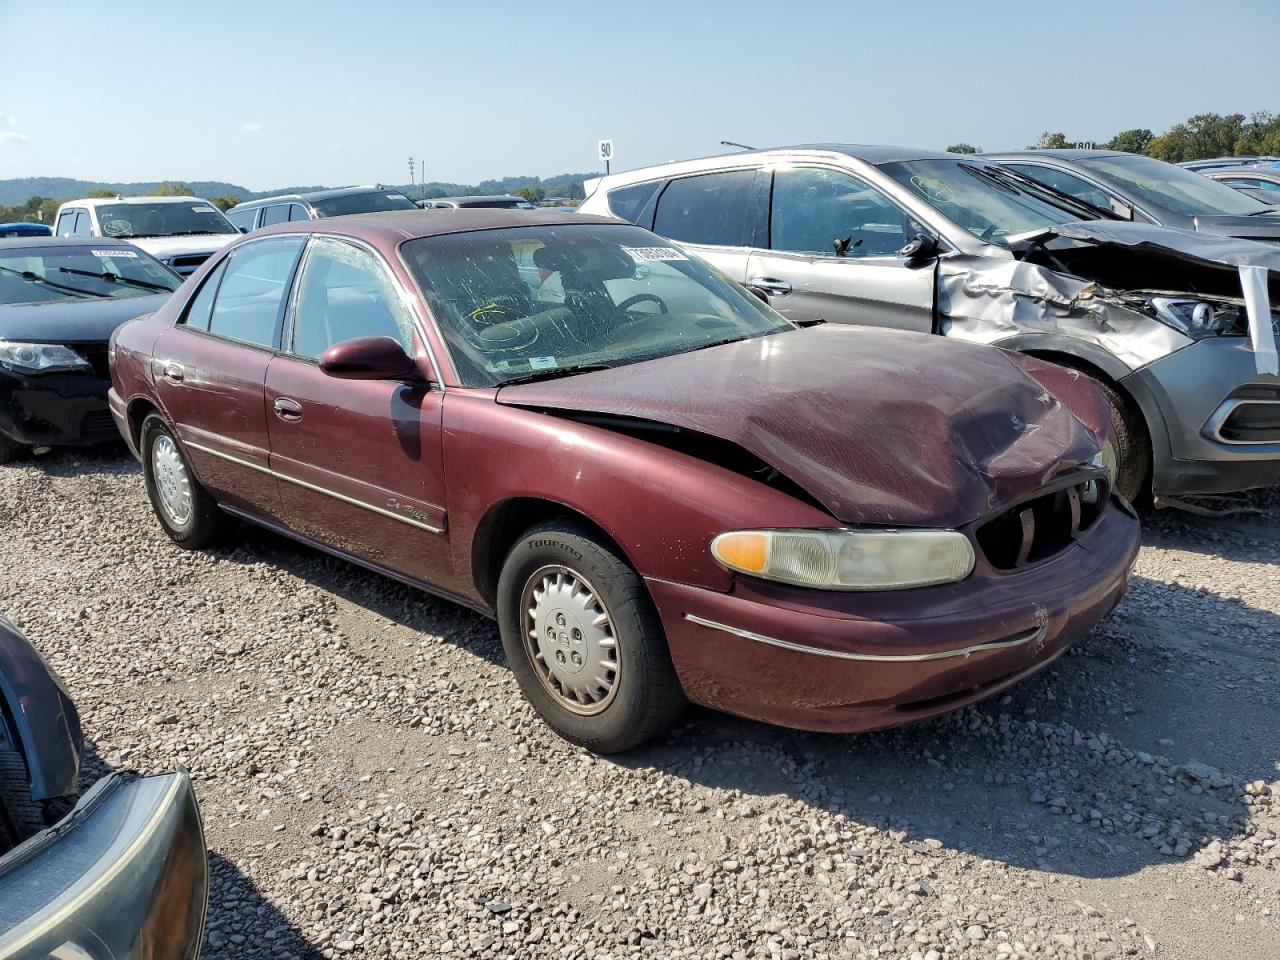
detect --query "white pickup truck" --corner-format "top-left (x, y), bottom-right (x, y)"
top-left (51, 196), bottom-right (240, 276)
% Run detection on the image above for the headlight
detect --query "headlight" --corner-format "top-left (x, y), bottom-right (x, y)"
top-left (0, 341), bottom-right (91, 373)
top-left (711, 528), bottom-right (975, 591)
top-left (1148, 297), bottom-right (1250, 338)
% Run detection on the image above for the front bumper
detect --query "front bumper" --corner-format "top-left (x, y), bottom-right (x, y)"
top-left (1122, 337), bottom-right (1280, 496)
top-left (648, 498), bottom-right (1140, 733)
top-left (0, 367), bottom-right (117, 449)
top-left (0, 771), bottom-right (207, 959)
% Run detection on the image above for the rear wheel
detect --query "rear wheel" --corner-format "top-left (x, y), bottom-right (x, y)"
top-left (0, 435), bottom-right (21, 465)
top-left (140, 414), bottom-right (231, 549)
top-left (0, 738), bottom-right (43, 853)
top-left (497, 521), bottom-right (685, 753)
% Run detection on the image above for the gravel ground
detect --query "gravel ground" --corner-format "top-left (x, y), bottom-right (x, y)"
top-left (1, 448), bottom-right (1276, 960)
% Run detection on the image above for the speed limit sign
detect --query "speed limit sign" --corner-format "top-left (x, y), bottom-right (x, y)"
top-left (597, 139), bottom-right (614, 162)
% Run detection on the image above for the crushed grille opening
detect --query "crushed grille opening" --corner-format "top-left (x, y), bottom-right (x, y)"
top-left (976, 479), bottom-right (1106, 570)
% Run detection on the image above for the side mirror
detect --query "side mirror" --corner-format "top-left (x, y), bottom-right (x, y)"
top-left (899, 233), bottom-right (940, 260)
top-left (320, 336), bottom-right (420, 381)
top-left (237, 225), bottom-right (249, 233)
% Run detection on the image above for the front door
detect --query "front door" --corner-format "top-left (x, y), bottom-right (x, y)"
top-left (746, 166), bottom-right (935, 331)
top-left (264, 236), bottom-right (451, 584)
top-left (151, 235), bottom-right (306, 516)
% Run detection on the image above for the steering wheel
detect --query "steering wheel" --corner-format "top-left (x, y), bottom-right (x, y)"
top-left (611, 293), bottom-right (669, 324)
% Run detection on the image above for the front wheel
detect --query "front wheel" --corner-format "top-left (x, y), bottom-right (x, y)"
top-left (496, 521), bottom-right (685, 753)
top-left (140, 414), bottom-right (231, 549)
top-left (1084, 375), bottom-right (1150, 504)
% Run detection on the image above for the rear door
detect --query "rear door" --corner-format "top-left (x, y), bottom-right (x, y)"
top-left (151, 235), bottom-right (306, 516)
top-left (745, 165), bottom-right (935, 331)
top-left (650, 168), bottom-right (763, 281)
top-left (263, 236), bottom-right (451, 583)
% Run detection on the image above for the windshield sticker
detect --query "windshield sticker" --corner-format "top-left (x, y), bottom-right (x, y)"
top-left (909, 176), bottom-right (955, 203)
top-left (101, 219), bottom-right (131, 236)
top-left (626, 246), bottom-right (689, 262)
top-left (91, 248), bottom-right (138, 258)
top-left (191, 205), bottom-right (216, 213)
top-left (386, 194), bottom-right (402, 200)
top-left (528, 356), bottom-right (558, 370)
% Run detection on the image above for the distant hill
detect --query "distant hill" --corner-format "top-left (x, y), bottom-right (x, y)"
top-left (0, 171), bottom-right (600, 207)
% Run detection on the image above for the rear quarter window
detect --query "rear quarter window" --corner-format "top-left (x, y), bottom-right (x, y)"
top-left (607, 181), bottom-right (662, 226)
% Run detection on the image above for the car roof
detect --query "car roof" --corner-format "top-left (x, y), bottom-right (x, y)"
top-left (230, 186), bottom-right (405, 210)
top-left (980, 149), bottom-right (1130, 162)
top-left (249, 208), bottom-right (620, 244)
top-left (1205, 166), bottom-right (1280, 178)
top-left (433, 194), bottom-right (526, 204)
top-left (61, 196), bottom-right (209, 207)
top-left (0, 236), bottom-right (138, 250)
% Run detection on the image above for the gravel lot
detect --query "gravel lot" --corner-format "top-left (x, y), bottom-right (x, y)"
top-left (1, 449), bottom-right (1276, 960)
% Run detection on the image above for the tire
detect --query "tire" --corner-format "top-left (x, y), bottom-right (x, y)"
top-left (140, 414), bottom-right (231, 549)
top-left (1080, 374), bottom-right (1150, 504)
top-left (496, 520), bottom-right (686, 753)
top-left (0, 435), bottom-right (21, 465)
top-left (0, 741), bottom-right (44, 853)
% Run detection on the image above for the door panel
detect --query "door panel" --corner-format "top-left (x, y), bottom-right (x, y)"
top-left (265, 359), bottom-right (449, 581)
top-left (745, 250), bottom-right (935, 330)
top-left (151, 329), bottom-right (279, 514)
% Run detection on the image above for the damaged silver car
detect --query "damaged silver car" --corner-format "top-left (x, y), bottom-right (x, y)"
top-left (0, 613), bottom-right (208, 959)
top-left (579, 146), bottom-right (1280, 504)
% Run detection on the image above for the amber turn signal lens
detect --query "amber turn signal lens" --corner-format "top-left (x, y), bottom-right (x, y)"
top-left (710, 531), bottom-right (769, 574)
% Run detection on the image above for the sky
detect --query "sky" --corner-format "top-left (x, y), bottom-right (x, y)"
top-left (1, 0), bottom-right (1277, 192)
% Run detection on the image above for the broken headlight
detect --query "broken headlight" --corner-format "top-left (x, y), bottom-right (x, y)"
top-left (1148, 297), bottom-right (1249, 339)
top-left (711, 528), bottom-right (975, 591)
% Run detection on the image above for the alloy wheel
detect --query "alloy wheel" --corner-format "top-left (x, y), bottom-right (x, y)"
top-left (152, 434), bottom-right (193, 526)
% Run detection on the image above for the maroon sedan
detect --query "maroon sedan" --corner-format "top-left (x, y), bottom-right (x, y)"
top-left (108, 211), bottom-right (1140, 752)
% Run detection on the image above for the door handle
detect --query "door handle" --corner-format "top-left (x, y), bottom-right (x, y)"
top-left (273, 397), bottom-right (303, 422)
top-left (748, 277), bottom-right (792, 296)
top-left (162, 361), bottom-right (184, 383)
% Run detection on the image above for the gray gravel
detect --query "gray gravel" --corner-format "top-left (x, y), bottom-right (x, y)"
top-left (1, 449), bottom-right (1276, 959)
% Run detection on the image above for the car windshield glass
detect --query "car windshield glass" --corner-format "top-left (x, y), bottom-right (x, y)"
top-left (401, 223), bottom-right (791, 387)
top-left (879, 159), bottom-right (1083, 245)
top-left (94, 202), bottom-right (236, 238)
top-left (1078, 154), bottom-right (1274, 217)
top-left (0, 246), bottom-right (180, 304)
top-left (310, 192), bottom-right (418, 217)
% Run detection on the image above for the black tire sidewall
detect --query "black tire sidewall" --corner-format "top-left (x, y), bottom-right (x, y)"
top-left (497, 524), bottom-right (681, 753)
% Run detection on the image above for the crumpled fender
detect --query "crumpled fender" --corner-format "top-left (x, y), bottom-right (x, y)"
top-left (0, 617), bottom-right (82, 802)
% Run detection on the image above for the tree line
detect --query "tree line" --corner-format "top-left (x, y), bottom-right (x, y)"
top-left (946, 111), bottom-right (1279, 161)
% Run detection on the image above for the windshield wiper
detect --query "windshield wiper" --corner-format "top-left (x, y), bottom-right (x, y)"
top-left (497, 363), bottom-right (613, 386)
top-left (994, 167), bottom-right (1120, 221)
top-left (166, 230), bottom-right (219, 236)
top-left (0, 264), bottom-right (109, 299)
top-left (57, 266), bottom-right (173, 292)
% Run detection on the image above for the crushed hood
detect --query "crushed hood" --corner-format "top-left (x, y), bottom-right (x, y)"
top-left (1007, 220), bottom-right (1280, 297)
top-left (496, 325), bottom-right (1105, 527)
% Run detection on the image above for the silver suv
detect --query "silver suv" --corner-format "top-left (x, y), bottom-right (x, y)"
top-left (579, 145), bottom-right (1280, 504)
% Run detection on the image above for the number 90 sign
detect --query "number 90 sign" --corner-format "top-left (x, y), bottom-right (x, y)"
top-left (597, 139), bottom-right (614, 162)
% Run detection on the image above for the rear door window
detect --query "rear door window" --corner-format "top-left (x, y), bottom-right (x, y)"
top-left (206, 237), bottom-right (306, 349)
top-left (653, 170), bottom-right (756, 247)
top-left (607, 181), bottom-right (662, 226)
top-left (227, 208), bottom-right (257, 231)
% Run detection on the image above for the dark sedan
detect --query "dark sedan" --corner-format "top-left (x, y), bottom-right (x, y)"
top-left (0, 237), bottom-right (180, 462)
top-left (985, 149), bottom-right (1280, 243)
top-left (108, 210), bottom-right (1140, 752)
top-left (0, 614), bottom-right (207, 958)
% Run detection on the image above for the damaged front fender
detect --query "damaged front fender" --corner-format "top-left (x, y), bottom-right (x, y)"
top-left (938, 255), bottom-right (1190, 373)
